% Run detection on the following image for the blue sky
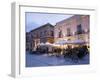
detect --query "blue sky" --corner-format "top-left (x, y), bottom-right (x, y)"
top-left (25, 12), bottom-right (73, 32)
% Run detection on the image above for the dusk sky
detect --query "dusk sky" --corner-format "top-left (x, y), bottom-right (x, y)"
top-left (25, 12), bottom-right (73, 32)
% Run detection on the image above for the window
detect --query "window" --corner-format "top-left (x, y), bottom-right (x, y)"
top-left (51, 31), bottom-right (54, 36)
top-left (44, 30), bottom-right (47, 36)
top-left (40, 32), bottom-right (42, 37)
top-left (58, 30), bottom-right (62, 38)
top-left (67, 28), bottom-right (71, 36)
top-left (36, 32), bottom-right (39, 38)
top-left (77, 24), bottom-right (83, 34)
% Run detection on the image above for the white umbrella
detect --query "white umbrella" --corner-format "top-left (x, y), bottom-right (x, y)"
top-left (39, 43), bottom-right (45, 46)
top-left (55, 39), bottom-right (85, 45)
top-left (71, 40), bottom-right (85, 44)
top-left (45, 42), bottom-right (51, 45)
top-left (55, 40), bottom-right (67, 45)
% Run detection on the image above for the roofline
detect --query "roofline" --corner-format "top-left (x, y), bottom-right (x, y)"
top-left (56, 15), bottom-right (89, 25)
top-left (30, 23), bottom-right (54, 32)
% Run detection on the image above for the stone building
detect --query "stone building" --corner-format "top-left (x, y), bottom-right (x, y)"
top-left (29, 23), bottom-right (54, 51)
top-left (26, 15), bottom-right (90, 52)
top-left (54, 15), bottom-right (89, 47)
top-left (26, 32), bottom-right (32, 51)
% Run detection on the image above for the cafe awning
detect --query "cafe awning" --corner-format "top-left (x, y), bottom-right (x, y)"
top-left (55, 39), bottom-right (85, 45)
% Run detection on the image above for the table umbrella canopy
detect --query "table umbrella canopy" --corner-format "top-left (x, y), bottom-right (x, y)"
top-left (71, 40), bottom-right (85, 44)
top-left (55, 40), bottom-right (68, 45)
top-left (55, 39), bottom-right (85, 45)
top-left (39, 43), bottom-right (45, 46)
top-left (39, 42), bottom-right (53, 46)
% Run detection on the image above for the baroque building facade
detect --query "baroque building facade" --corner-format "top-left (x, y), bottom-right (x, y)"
top-left (54, 15), bottom-right (89, 46)
top-left (27, 23), bottom-right (54, 51)
top-left (26, 15), bottom-right (89, 51)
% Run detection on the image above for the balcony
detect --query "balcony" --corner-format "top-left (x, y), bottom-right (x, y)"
top-left (75, 30), bottom-right (86, 35)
